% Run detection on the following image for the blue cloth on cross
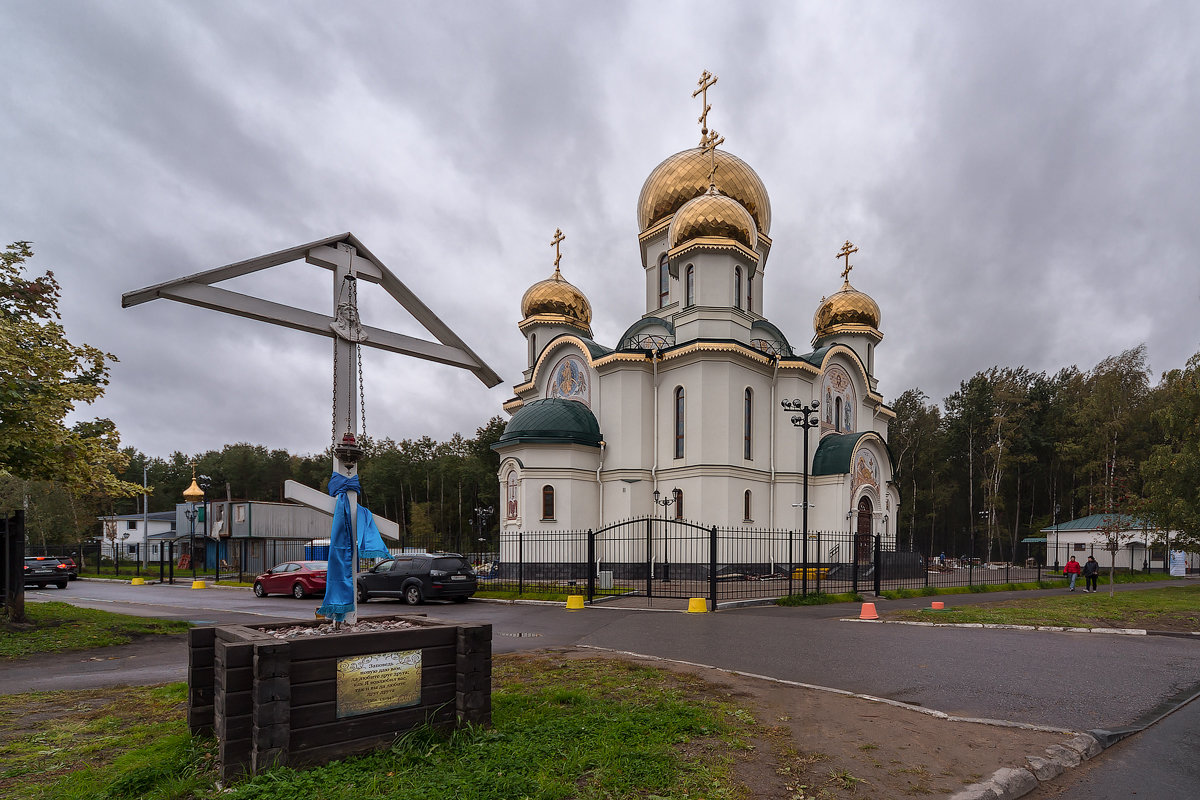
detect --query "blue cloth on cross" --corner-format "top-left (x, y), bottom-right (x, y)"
top-left (317, 473), bottom-right (390, 621)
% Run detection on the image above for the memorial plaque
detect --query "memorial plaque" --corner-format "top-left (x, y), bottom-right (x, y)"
top-left (336, 649), bottom-right (422, 718)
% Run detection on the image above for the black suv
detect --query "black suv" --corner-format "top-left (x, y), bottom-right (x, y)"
top-left (24, 557), bottom-right (70, 589)
top-left (356, 553), bottom-right (476, 605)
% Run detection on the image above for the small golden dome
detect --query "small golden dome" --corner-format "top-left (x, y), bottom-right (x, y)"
top-left (814, 280), bottom-right (881, 336)
top-left (521, 267), bottom-right (592, 327)
top-left (668, 190), bottom-right (757, 251)
top-left (638, 147), bottom-right (771, 234)
top-left (183, 477), bottom-right (205, 503)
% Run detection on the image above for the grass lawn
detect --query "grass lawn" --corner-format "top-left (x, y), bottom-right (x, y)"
top-left (0, 656), bottom-right (750, 800)
top-left (889, 583), bottom-right (1200, 631)
top-left (0, 602), bottom-right (189, 660)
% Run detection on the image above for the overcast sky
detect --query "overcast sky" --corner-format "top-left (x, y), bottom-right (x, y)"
top-left (3, 1), bottom-right (1197, 459)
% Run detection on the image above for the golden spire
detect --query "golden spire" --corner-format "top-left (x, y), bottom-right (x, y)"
top-left (550, 228), bottom-right (566, 277)
top-left (692, 69), bottom-right (719, 144)
top-left (182, 462), bottom-right (205, 503)
top-left (836, 240), bottom-right (859, 282)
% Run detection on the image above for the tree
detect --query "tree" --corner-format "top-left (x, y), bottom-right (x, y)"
top-left (0, 242), bottom-right (141, 498)
top-left (1141, 351), bottom-right (1200, 550)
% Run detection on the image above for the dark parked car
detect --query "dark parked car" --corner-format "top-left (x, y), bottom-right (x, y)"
top-left (252, 561), bottom-right (328, 599)
top-left (356, 553), bottom-right (476, 605)
top-left (58, 556), bottom-right (78, 580)
top-left (24, 556), bottom-right (70, 589)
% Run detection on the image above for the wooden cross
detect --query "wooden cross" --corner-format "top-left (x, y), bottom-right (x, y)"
top-left (836, 240), bottom-right (858, 280)
top-left (551, 228), bottom-right (566, 272)
top-left (692, 70), bottom-right (718, 143)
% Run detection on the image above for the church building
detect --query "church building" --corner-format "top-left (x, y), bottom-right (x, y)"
top-left (494, 74), bottom-right (898, 549)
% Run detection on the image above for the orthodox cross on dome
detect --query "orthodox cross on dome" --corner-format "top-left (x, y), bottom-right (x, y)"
top-left (692, 70), bottom-right (719, 144)
top-left (836, 240), bottom-right (858, 281)
top-left (701, 128), bottom-right (725, 190)
top-left (550, 228), bottom-right (566, 276)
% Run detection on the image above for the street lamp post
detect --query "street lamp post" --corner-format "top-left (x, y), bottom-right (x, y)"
top-left (183, 466), bottom-right (205, 580)
top-left (652, 488), bottom-right (677, 582)
top-left (782, 399), bottom-right (820, 583)
top-left (473, 505), bottom-right (493, 554)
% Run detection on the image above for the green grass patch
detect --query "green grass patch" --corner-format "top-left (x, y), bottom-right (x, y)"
top-left (2, 655), bottom-right (749, 800)
top-left (891, 584), bottom-right (1200, 630)
top-left (475, 586), bottom-right (637, 603)
top-left (0, 602), bottom-right (189, 660)
top-left (776, 591), bottom-right (864, 606)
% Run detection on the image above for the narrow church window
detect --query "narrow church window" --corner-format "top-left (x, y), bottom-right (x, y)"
top-left (743, 490), bottom-right (752, 522)
top-left (744, 388), bottom-right (753, 460)
top-left (734, 266), bottom-right (742, 309)
top-left (673, 488), bottom-right (683, 519)
top-left (506, 472), bottom-right (519, 519)
top-left (541, 485), bottom-right (555, 520)
top-left (529, 333), bottom-right (537, 367)
top-left (835, 396), bottom-right (843, 432)
top-left (658, 254), bottom-right (669, 309)
top-left (674, 386), bottom-right (685, 459)
top-left (747, 275), bottom-right (753, 313)
top-left (685, 264), bottom-right (695, 307)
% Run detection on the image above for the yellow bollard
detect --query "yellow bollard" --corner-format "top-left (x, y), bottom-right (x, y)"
top-left (565, 595), bottom-right (585, 611)
top-left (686, 597), bottom-right (708, 613)
top-left (191, 579), bottom-right (207, 590)
top-left (130, 577), bottom-right (145, 586)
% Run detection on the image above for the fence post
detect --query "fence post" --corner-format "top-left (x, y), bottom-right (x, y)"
top-left (801, 531), bottom-right (808, 598)
top-left (214, 541), bottom-right (220, 584)
top-left (518, 530), bottom-right (524, 597)
top-left (239, 539), bottom-right (245, 584)
top-left (645, 517), bottom-right (653, 599)
top-left (168, 540), bottom-right (175, 585)
top-left (587, 529), bottom-right (595, 603)
top-left (815, 531), bottom-right (822, 596)
top-left (708, 526), bottom-right (718, 612)
top-left (873, 534), bottom-right (882, 597)
top-left (788, 529), bottom-right (795, 597)
top-left (852, 536), bottom-right (859, 595)
top-left (1006, 559), bottom-right (1011, 584)
top-left (135, 544), bottom-right (141, 577)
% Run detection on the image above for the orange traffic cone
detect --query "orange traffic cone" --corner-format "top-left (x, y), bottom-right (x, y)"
top-left (930, 601), bottom-right (945, 610)
top-left (859, 602), bottom-right (879, 620)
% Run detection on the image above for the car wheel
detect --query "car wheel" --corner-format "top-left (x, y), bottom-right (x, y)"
top-left (357, 585), bottom-right (369, 603)
top-left (56, 581), bottom-right (68, 589)
top-left (452, 595), bottom-right (468, 603)
top-left (292, 582), bottom-right (307, 599)
top-left (404, 584), bottom-right (423, 605)
top-left (253, 582), bottom-right (267, 598)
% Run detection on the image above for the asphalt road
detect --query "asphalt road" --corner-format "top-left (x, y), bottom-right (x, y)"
top-left (19, 579), bottom-right (1200, 735)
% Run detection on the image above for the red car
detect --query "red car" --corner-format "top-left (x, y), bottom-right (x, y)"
top-left (252, 561), bottom-right (328, 599)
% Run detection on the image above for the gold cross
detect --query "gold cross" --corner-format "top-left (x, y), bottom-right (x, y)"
top-left (551, 228), bottom-right (566, 273)
top-left (836, 240), bottom-right (858, 281)
top-left (701, 128), bottom-right (725, 188)
top-left (692, 70), bottom-right (718, 144)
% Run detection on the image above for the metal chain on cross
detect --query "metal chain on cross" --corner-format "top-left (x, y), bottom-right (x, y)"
top-left (330, 274), bottom-right (369, 449)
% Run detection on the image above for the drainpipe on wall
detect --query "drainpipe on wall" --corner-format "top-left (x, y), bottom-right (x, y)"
top-left (651, 347), bottom-right (659, 502)
top-left (596, 440), bottom-right (606, 527)
top-left (769, 355), bottom-right (780, 529)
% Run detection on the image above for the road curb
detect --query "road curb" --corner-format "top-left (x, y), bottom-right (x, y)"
top-left (840, 618), bottom-right (1200, 637)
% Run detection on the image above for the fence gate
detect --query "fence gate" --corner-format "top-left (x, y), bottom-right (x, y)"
top-left (592, 517), bottom-right (715, 603)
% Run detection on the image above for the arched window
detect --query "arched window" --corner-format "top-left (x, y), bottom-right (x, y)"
top-left (734, 266), bottom-right (742, 310)
top-left (744, 388), bottom-right (753, 460)
top-left (685, 264), bottom-right (695, 307)
top-left (835, 396), bottom-right (843, 432)
top-left (743, 489), bottom-right (752, 522)
top-left (747, 274), bottom-right (753, 313)
top-left (673, 488), bottom-right (683, 519)
top-left (528, 333), bottom-right (537, 367)
top-left (674, 386), bottom-right (685, 459)
top-left (541, 485), bottom-right (555, 520)
top-left (658, 254), bottom-right (670, 309)
top-left (506, 472), bottom-right (519, 519)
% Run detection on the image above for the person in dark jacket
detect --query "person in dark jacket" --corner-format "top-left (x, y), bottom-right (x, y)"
top-left (1082, 555), bottom-right (1100, 592)
top-left (1064, 555), bottom-right (1081, 591)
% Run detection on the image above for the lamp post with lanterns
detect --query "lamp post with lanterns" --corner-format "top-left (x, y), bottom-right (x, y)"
top-left (782, 399), bottom-right (820, 577)
top-left (652, 488), bottom-right (678, 582)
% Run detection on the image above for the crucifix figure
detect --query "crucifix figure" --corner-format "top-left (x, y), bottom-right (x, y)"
top-left (551, 228), bottom-right (566, 274)
top-left (837, 240), bottom-right (858, 281)
top-left (692, 70), bottom-right (718, 144)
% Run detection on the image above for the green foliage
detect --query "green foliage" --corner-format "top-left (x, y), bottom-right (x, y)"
top-left (776, 591), bottom-right (863, 606)
top-left (0, 242), bottom-right (141, 499)
top-left (1141, 352), bottom-right (1200, 550)
top-left (0, 601), bottom-right (189, 659)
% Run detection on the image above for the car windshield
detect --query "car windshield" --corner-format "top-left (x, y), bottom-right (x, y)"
top-left (432, 557), bottom-right (470, 571)
top-left (300, 562), bottom-right (328, 571)
top-left (25, 557), bottom-right (59, 564)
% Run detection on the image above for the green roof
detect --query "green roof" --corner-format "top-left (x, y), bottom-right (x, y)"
top-left (811, 432), bottom-right (868, 476)
top-left (797, 345), bottom-right (834, 367)
top-left (1039, 514), bottom-right (1149, 533)
top-left (493, 398), bottom-right (602, 449)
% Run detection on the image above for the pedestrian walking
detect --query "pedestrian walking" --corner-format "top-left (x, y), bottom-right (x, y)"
top-left (1082, 555), bottom-right (1100, 592)
top-left (1064, 555), bottom-right (1081, 591)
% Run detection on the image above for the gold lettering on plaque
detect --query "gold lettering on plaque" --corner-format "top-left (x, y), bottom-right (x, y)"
top-left (336, 649), bottom-right (422, 718)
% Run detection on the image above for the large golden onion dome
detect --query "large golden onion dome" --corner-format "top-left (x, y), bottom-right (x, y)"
top-left (814, 279), bottom-right (881, 337)
top-left (668, 189), bottom-right (757, 251)
top-left (520, 267), bottom-right (592, 327)
top-left (638, 147), bottom-right (771, 234)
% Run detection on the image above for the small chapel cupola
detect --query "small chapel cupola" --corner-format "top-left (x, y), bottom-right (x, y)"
top-left (519, 228), bottom-right (593, 369)
top-left (812, 240), bottom-right (883, 375)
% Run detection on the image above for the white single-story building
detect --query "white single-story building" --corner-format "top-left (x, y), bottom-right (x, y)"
top-left (97, 511), bottom-right (177, 562)
top-left (1039, 514), bottom-right (1197, 573)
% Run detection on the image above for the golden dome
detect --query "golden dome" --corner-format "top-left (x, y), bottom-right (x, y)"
top-left (638, 147), bottom-right (771, 234)
top-left (814, 280), bottom-right (881, 336)
top-left (183, 477), bottom-right (205, 503)
top-left (521, 267), bottom-right (592, 327)
top-left (668, 190), bottom-right (757, 251)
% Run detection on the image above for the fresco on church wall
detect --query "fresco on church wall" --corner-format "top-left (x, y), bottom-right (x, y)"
top-left (851, 448), bottom-right (879, 494)
top-left (821, 364), bottom-right (856, 434)
top-left (548, 354), bottom-right (590, 405)
top-left (506, 471), bottom-right (519, 520)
